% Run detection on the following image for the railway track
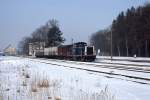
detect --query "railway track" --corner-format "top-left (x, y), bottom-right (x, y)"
top-left (25, 57), bottom-right (150, 85)
top-left (95, 59), bottom-right (150, 67)
top-left (97, 57), bottom-right (150, 63)
top-left (32, 57), bottom-right (150, 73)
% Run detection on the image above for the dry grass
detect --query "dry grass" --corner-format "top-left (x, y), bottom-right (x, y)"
top-left (30, 75), bottom-right (50, 94)
top-left (0, 96), bottom-right (3, 100)
top-left (0, 92), bottom-right (3, 100)
top-left (22, 81), bottom-right (27, 86)
top-left (48, 96), bottom-right (52, 99)
top-left (74, 86), bottom-right (116, 100)
top-left (25, 73), bottom-right (30, 78)
top-left (0, 72), bottom-right (116, 100)
top-left (0, 86), bottom-right (4, 100)
top-left (37, 79), bottom-right (50, 88)
top-left (30, 79), bottom-right (38, 93)
top-left (5, 88), bottom-right (9, 91)
top-left (0, 64), bottom-right (116, 100)
top-left (17, 89), bottom-right (20, 93)
top-left (31, 86), bottom-right (38, 92)
top-left (31, 81), bottom-right (38, 92)
top-left (55, 96), bottom-right (61, 100)
top-left (21, 67), bottom-right (30, 79)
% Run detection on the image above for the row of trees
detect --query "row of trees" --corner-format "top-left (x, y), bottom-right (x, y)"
top-left (90, 29), bottom-right (110, 56)
top-left (18, 19), bottom-right (65, 55)
top-left (91, 3), bottom-right (150, 57)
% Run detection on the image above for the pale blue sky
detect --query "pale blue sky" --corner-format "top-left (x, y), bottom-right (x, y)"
top-left (0, 0), bottom-right (149, 49)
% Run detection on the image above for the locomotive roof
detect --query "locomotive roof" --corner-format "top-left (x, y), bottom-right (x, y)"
top-left (59, 42), bottom-right (87, 47)
top-left (74, 42), bottom-right (87, 45)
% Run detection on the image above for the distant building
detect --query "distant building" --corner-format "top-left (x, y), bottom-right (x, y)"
top-left (29, 42), bottom-right (45, 56)
top-left (0, 51), bottom-right (5, 56)
top-left (4, 45), bottom-right (17, 56)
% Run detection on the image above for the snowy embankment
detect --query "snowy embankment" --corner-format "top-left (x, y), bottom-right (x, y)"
top-left (28, 57), bottom-right (150, 85)
top-left (95, 56), bottom-right (150, 81)
top-left (0, 56), bottom-right (150, 100)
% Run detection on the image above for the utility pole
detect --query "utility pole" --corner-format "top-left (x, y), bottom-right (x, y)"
top-left (71, 38), bottom-right (74, 45)
top-left (111, 27), bottom-right (113, 61)
top-left (72, 38), bottom-right (75, 60)
top-left (145, 40), bottom-right (148, 57)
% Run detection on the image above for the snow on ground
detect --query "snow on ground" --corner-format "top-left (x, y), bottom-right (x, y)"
top-left (96, 56), bottom-right (150, 61)
top-left (0, 56), bottom-right (150, 100)
top-left (29, 58), bottom-right (150, 84)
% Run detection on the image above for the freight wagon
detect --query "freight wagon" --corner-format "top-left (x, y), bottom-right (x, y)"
top-left (35, 42), bottom-right (96, 61)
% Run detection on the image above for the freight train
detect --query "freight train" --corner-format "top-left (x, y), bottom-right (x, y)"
top-left (35, 42), bottom-right (96, 61)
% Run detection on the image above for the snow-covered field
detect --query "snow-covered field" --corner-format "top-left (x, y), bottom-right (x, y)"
top-left (0, 56), bottom-right (150, 100)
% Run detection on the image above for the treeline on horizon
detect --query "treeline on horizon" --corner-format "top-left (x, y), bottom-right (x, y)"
top-left (90, 3), bottom-right (150, 57)
top-left (18, 19), bottom-right (65, 54)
